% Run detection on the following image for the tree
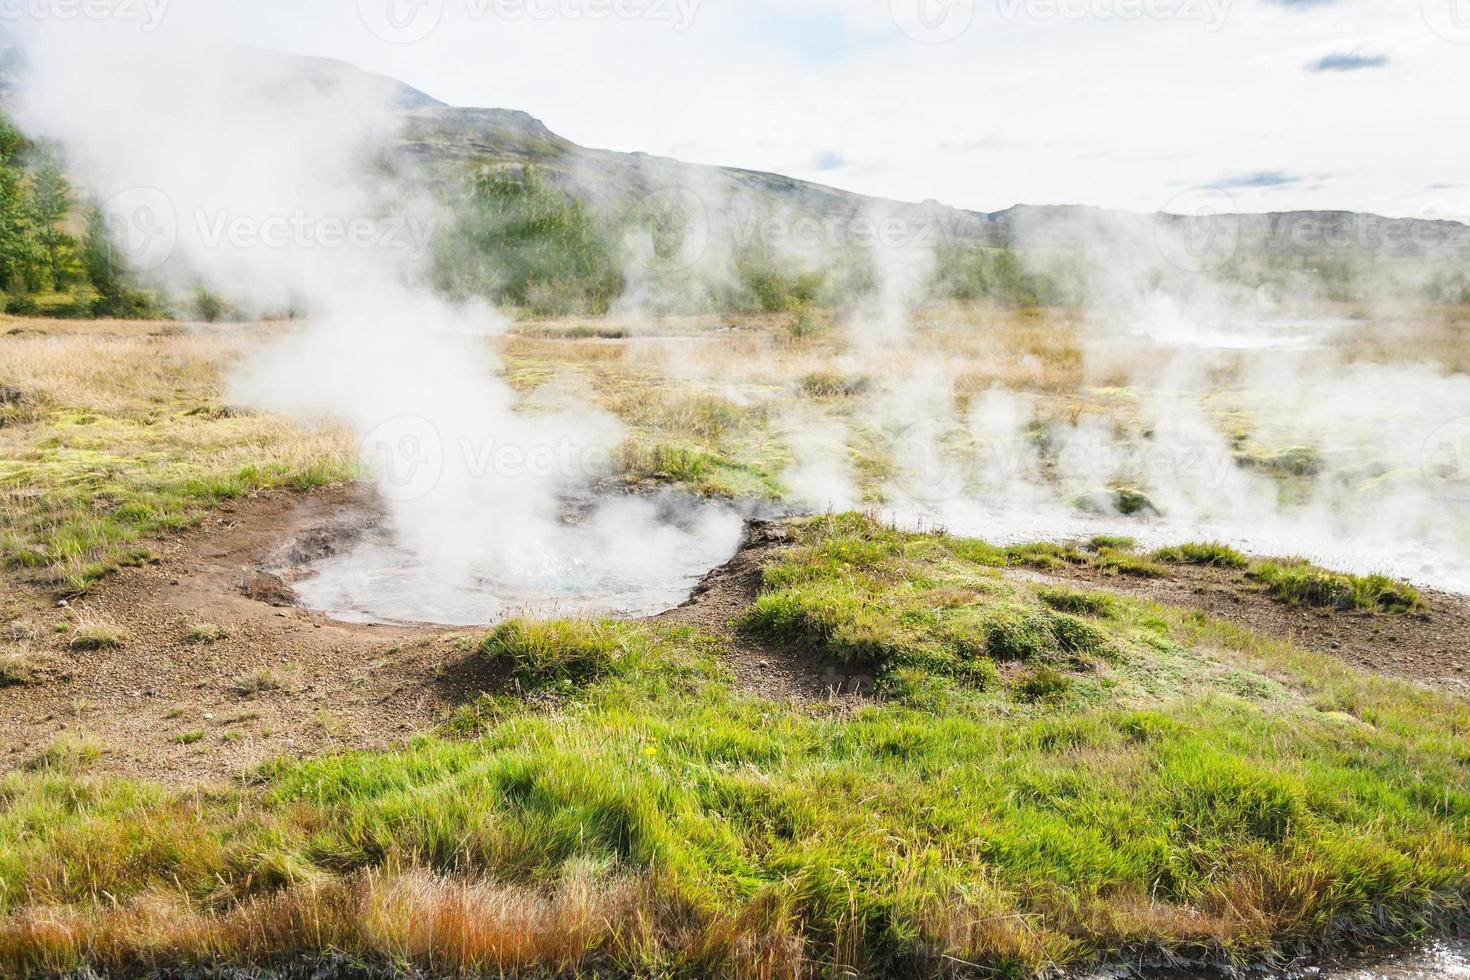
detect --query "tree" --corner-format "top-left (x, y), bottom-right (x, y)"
top-left (432, 166), bottom-right (622, 316)
top-left (0, 168), bottom-right (44, 298)
top-left (27, 162), bottom-right (73, 292)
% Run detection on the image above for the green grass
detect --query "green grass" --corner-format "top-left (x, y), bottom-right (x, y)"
top-left (1249, 560), bottom-right (1423, 613)
top-left (1, 408), bottom-right (354, 593)
top-left (0, 516), bottom-right (1465, 977)
top-left (480, 618), bottom-right (653, 688)
top-left (1152, 541), bottom-right (1250, 569)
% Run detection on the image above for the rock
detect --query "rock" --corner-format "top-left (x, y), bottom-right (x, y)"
top-left (1074, 486), bottom-right (1161, 518)
top-left (238, 568), bottom-right (298, 607)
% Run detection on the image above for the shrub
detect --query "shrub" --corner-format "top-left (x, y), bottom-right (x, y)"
top-left (431, 166), bottom-right (622, 316)
top-left (233, 669), bottom-right (282, 697)
top-left (26, 732), bottom-right (102, 772)
top-left (799, 372), bottom-right (871, 398)
top-left (187, 623), bottom-right (225, 644)
top-left (982, 608), bottom-right (1056, 662)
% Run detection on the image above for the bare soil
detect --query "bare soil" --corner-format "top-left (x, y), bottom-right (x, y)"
top-left (2, 488), bottom-right (1466, 786)
top-left (0, 487), bottom-right (464, 784)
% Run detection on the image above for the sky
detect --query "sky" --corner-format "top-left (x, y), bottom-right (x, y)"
top-left (6, 0), bottom-right (1469, 220)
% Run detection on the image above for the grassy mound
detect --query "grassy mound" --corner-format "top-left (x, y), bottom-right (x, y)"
top-left (0, 516), bottom-right (1464, 977)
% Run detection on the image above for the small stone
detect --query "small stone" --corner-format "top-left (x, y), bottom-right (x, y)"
top-left (757, 660), bottom-right (769, 669)
top-left (203, 713), bottom-right (214, 720)
top-left (56, 599), bottom-right (68, 608)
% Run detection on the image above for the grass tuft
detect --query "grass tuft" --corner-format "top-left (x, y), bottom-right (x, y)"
top-left (186, 623), bottom-right (225, 644)
top-left (1151, 541), bottom-right (1250, 569)
top-left (1249, 560), bottom-right (1422, 613)
top-left (67, 622), bottom-right (127, 651)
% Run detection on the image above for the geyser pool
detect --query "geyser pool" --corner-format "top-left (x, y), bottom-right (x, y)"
top-left (286, 491), bottom-right (747, 626)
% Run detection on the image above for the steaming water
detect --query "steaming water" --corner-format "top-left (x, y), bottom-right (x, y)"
top-left (882, 499), bottom-right (1470, 597)
top-left (290, 494), bottom-right (746, 626)
top-left (1124, 314), bottom-right (1351, 351)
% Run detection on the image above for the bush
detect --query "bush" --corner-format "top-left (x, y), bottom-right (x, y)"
top-left (69, 623), bottom-right (128, 651)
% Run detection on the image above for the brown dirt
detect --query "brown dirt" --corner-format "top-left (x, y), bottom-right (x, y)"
top-left (1007, 560), bottom-right (1470, 694)
top-left (0, 486), bottom-right (478, 785)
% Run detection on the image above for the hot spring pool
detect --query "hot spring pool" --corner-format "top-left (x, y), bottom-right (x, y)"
top-left (281, 491), bottom-right (748, 626)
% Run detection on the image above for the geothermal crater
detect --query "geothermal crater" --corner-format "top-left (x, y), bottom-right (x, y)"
top-left (263, 488), bottom-right (751, 626)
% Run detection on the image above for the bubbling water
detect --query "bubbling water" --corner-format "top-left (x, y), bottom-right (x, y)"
top-left (289, 491), bottom-right (747, 626)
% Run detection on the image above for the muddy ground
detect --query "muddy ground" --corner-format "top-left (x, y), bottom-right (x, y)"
top-left (1, 485), bottom-right (1467, 785)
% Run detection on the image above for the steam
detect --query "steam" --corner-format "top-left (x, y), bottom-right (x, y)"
top-left (607, 166), bottom-right (1469, 592)
top-left (14, 21), bottom-right (744, 622)
top-left (12, 16), bottom-right (1468, 612)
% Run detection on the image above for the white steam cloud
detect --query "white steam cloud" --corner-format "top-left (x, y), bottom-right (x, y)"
top-left (14, 19), bottom-right (744, 624)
